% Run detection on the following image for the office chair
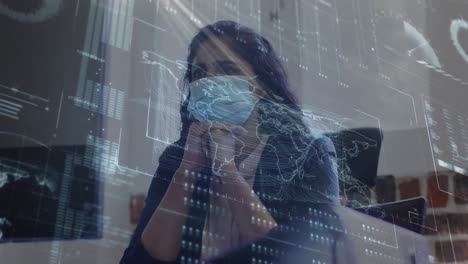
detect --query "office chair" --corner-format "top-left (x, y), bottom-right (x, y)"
top-left (325, 127), bottom-right (383, 207)
top-left (325, 128), bottom-right (427, 234)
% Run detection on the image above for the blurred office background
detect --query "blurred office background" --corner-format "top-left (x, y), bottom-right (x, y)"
top-left (0, 0), bottom-right (467, 262)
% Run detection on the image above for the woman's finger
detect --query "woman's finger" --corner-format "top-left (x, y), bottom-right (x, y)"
top-left (208, 122), bottom-right (248, 137)
top-left (231, 125), bottom-right (248, 137)
top-left (208, 121), bottom-right (229, 131)
top-left (190, 122), bottom-right (209, 137)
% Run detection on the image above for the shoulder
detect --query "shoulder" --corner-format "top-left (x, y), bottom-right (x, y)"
top-left (157, 141), bottom-right (185, 175)
top-left (121, 142), bottom-right (186, 263)
top-left (303, 133), bottom-right (337, 169)
top-left (144, 142), bottom-right (185, 206)
top-left (307, 134), bottom-right (337, 159)
top-left (263, 132), bottom-right (336, 166)
top-left (276, 132), bottom-right (340, 204)
top-left (304, 134), bottom-right (340, 201)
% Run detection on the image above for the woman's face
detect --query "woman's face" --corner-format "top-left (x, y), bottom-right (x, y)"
top-left (190, 37), bottom-right (265, 97)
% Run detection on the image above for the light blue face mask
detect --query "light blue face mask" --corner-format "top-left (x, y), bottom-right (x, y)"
top-left (187, 75), bottom-right (257, 125)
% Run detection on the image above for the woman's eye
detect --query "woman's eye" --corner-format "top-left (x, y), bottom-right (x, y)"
top-left (224, 66), bottom-right (240, 75)
top-left (192, 69), bottom-right (205, 80)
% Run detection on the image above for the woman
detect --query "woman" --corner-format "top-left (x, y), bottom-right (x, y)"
top-left (121, 20), bottom-right (339, 263)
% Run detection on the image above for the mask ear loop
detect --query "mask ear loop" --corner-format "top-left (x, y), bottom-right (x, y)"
top-left (248, 75), bottom-right (259, 80)
top-left (247, 75), bottom-right (264, 126)
top-left (247, 75), bottom-right (258, 91)
top-left (247, 75), bottom-right (264, 103)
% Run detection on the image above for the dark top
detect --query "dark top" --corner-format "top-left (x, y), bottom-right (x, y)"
top-left (120, 133), bottom-right (339, 264)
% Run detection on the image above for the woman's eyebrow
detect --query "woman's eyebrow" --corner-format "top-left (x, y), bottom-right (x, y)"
top-left (192, 62), bottom-right (207, 70)
top-left (191, 63), bottom-right (209, 77)
top-left (215, 60), bottom-right (240, 69)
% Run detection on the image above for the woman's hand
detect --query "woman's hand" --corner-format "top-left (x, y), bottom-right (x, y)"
top-left (179, 122), bottom-right (210, 172)
top-left (206, 122), bottom-right (247, 176)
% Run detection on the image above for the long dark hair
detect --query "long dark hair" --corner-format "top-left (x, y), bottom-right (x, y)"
top-left (177, 20), bottom-right (307, 144)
